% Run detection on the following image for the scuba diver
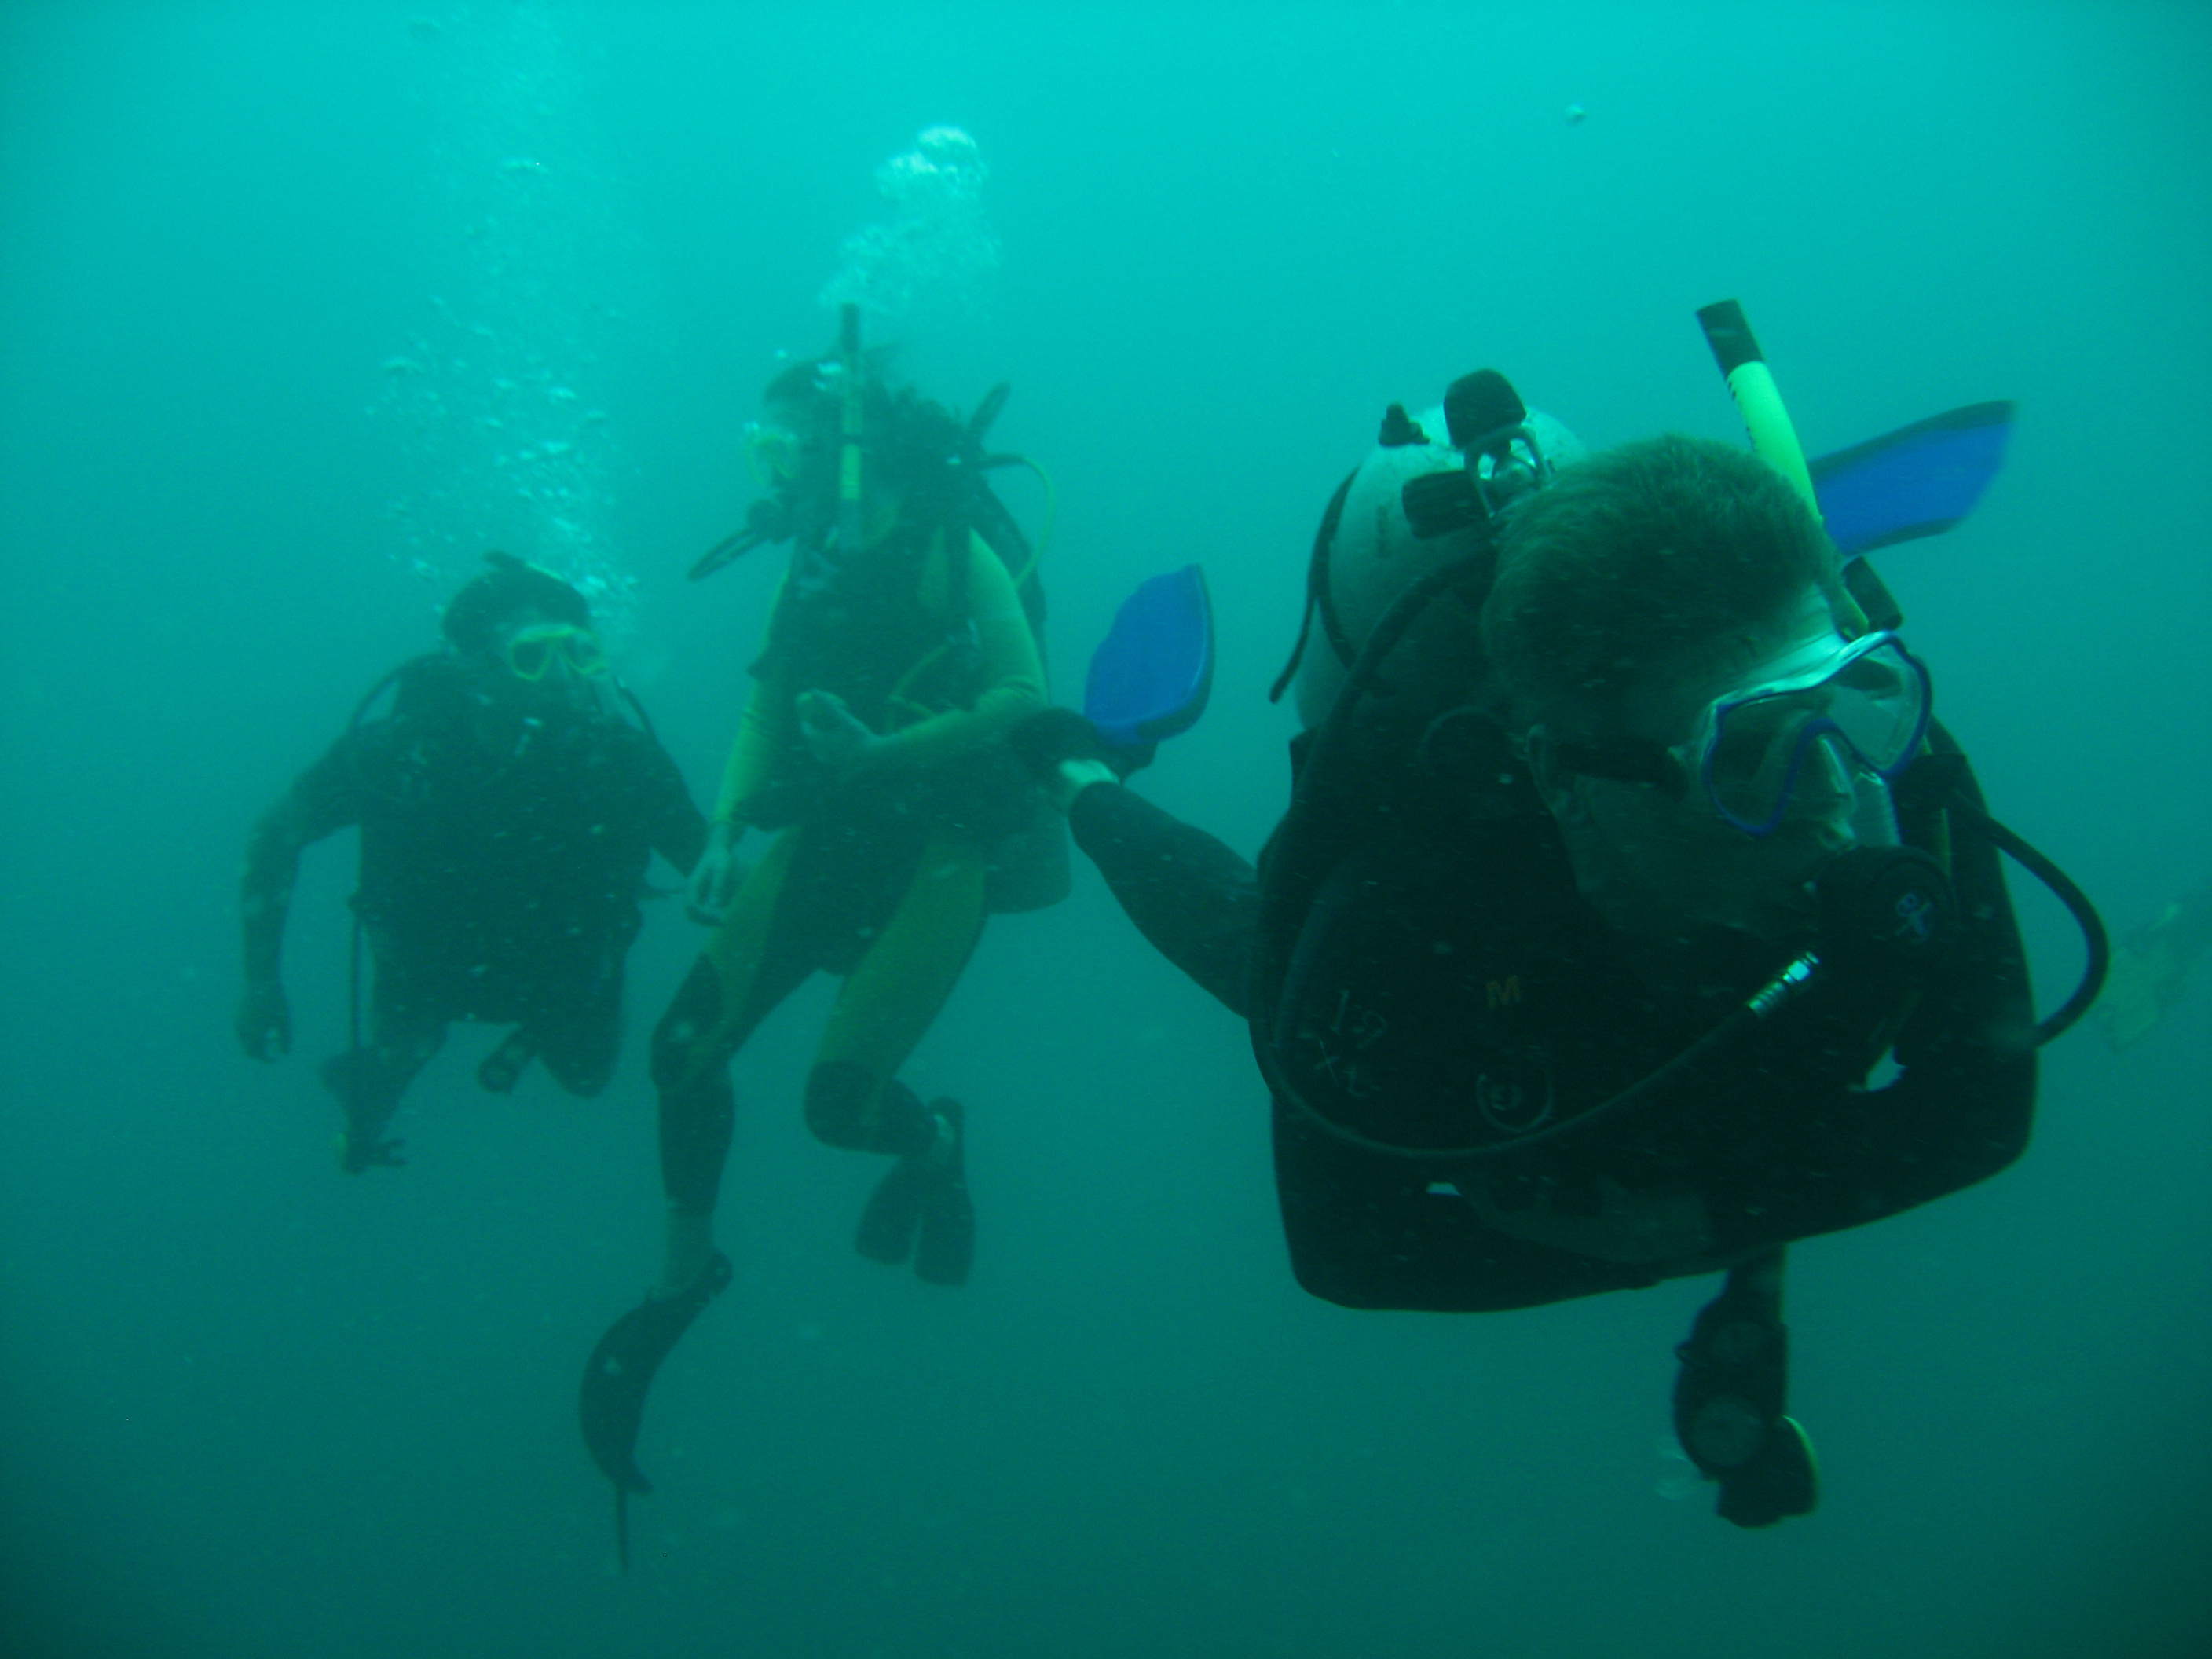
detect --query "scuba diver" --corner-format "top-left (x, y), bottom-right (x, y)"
top-left (580, 309), bottom-right (1059, 1563)
top-left (236, 552), bottom-right (707, 1171)
top-left (1013, 305), bottom-right (2105, 1529)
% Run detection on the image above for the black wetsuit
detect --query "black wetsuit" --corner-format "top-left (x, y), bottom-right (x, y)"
top-left (1065, 726), bottom-right (2037, 1314)
top-left (289, 657), bottom-right (705, 1090)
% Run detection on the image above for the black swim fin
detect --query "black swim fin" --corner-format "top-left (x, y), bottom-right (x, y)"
top-left (1672, 1251), bottom-right (1817, 1528)
top-left (855, 1157), bottom-right (929, 1266)
top-left (912, 1098), bottom-right (974, 1287)
top-left (578, 1251), bottom-right (732, 1570)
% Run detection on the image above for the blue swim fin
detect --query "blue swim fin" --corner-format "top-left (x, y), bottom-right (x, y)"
top-left (1082, 565), bottom-right (1214, 749)
top-left (1810, 401), bottom-right (2014, 560)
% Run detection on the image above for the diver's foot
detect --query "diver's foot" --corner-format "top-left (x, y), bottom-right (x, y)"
top-left (912, 1099), bottom-right (973, 1287)
top-left (477, 1028), bottom-right (538, 1094)
top-left (337, 1130), bottom-right (407, 1175)
top-left (1672, 1282), bottom-right (1815, 1527)
top-left (1715, 1415), bottom-right (1818, 1527)
top-left (321, 1051), bottom-right (405, 1175)
top-left (855, 1155), bottom-right (929, 1266)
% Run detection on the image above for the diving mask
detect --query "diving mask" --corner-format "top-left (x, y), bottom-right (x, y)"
top-left (506, 622), bottom-right (608, 683)
top-left (1558, 629), bottom-right (1930, 838)
top-left (742, 419), bottom-right (804, 485)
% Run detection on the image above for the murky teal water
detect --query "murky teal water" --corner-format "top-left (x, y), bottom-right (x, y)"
top-left (3, 5), bottom-right (2207, 1655)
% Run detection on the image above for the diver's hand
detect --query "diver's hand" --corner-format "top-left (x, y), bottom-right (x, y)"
top-left (797, 690), bottom-right (884, 775)
top-left (236, 979), bottom-right (291, 1060)
top-left (686, 820), bottom-right (745, 927)
top-left (1008, 707), bottom-right (1155, 809)
top-left (1467, 1176), bottom-right (1715, 1267)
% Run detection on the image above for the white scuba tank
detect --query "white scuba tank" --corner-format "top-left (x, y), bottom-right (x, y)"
top-left (1293, 402), bottom-right (1583, 731)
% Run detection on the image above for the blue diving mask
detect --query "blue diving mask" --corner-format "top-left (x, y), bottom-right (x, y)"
top-left (1555, 628), bottom-right (1932, 839)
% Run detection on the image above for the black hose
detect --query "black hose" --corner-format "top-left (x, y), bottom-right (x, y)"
top-left (1952, 800), bottom-right (2109, 1045)
top-left (1263, 996), bottom-right (1762, 1165)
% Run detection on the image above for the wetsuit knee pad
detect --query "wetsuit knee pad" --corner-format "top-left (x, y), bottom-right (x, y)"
top-left (805, 1063), bottom-right (933, 1155)
top-left (805, 1061), bottom-right (877, 1149)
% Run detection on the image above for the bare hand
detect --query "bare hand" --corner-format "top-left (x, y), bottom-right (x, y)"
top-left (236, 980), bottom-right (291, 1060)
top-left (686, 822), bottom-right (746, 926)
top-left (1466, 1175), bottom-right (1715, 1267)
top-left (796, 689), bottom-right (882, 775)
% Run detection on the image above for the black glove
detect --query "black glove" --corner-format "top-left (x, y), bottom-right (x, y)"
top-left (1007, 707), bottom-right (1156, 785)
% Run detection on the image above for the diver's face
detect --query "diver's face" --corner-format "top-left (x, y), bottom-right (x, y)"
top-left (1532, 585), bottom-right (1896, 942)
top-left (481, 609), bottom-right (606, 716)
top-left (753, 394), bottom-right (904, 543)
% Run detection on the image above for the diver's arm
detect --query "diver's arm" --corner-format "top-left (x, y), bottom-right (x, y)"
top-left (861, 534), bottom-right (1047, 770)
top-left (1065, 779), bottom-right (1261, 1016)
top-left (240, 795), bottom-right (309, 987)
top-left (1699, 764), bottom-right (2038, 1252)
top-left (236, 741), bottom-right (361, 1059)
top-left (639, 734), bottom-right (709, 876)
top-left (692, 670), bottom-right (787, 924)
top-left (711, 668), bottom-right (788, 828)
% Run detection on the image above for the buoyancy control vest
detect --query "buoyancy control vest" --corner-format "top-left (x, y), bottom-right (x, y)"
top-left (749, 482), bottom-right (1069, 914)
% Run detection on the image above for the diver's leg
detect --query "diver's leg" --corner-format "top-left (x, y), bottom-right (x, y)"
top-left (532, 954), bottom-right (624, 1099)
top-left (649, 831), bottom-right (813, 1296)
top-left (475, 1027), bottom-right (539, 1095)
top-left (1671, 1245), bottom-right (1817, 1526)
top-left (808, 832), bottom-right (987, 1284)
top-left (806, 833), bottom-right (987, 1151)
top-left (324, 948), bottom-right (446, 1174)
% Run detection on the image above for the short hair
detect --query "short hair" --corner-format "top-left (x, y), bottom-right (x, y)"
top-left (1480, 434), bottom-right (1838, 729)
top-left (441, 551), bottom-right (593, 656)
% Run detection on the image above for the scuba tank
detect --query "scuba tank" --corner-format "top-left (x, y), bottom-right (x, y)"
top-left (1274, 373), bottom-right (1584, 733)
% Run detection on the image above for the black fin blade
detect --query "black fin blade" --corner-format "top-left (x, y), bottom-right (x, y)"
top-left (578, 1253), bottom-right (733, 1519)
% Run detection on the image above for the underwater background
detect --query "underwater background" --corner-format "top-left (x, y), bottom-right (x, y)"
top-left (2, 3), bottom-right (2207, 1655)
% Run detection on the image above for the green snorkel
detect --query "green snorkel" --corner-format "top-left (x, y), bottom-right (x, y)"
top-left (1697, 299), bottom-right (1871, 635)
top-left (687, 308), bottom-right (863, 584)
top-left (837, 301), bottom-right (868, 555)
top-left (1696, 298), bottom-right (2106, 1046)
top-left (1697, 300), bottom-right (1818, 506)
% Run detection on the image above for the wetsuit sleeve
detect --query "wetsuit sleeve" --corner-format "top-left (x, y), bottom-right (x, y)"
top-left (869, 533), bottom-right (1046, 771)
top-left (1068, 782), bottom-right (1260, 1016)
top-left (1699, 742), bottom-right (2039, 1254)
top-left (285, 728), bottom-right (375, 840)
top-left (636, 732), bottom-right (709, 874)
top-left (240, 729), bottom-right (369, 986)
top-left (712, 662), bottom-right (793, 826)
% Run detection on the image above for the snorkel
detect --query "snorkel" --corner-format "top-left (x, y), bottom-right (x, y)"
top-left (1697, 300), bottom-right (1872, 640)
top-left (835, 301), bottom-right (868, 556)
top-left (687, 302), bottom-right (870, 583)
